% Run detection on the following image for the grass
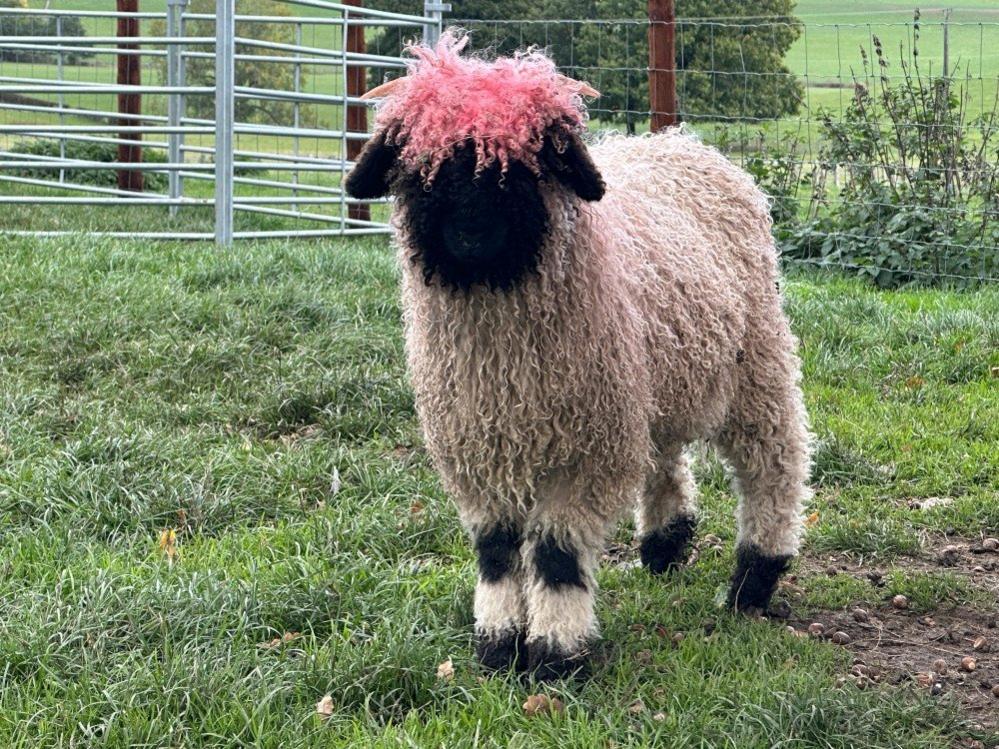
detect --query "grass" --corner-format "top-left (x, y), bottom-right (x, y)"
top-left (0, 233), bottom-right (996, 747)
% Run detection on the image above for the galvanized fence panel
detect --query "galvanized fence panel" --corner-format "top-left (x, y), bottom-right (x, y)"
top-left (0, 1), bottom-right (440, 243)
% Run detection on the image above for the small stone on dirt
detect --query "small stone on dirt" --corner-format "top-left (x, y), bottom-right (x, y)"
top-left (932, 658), bottom-right (948, 675)
top-left (916, 672), bottom-right (933, 687)
top-left (972, 636), bottom-right (988, 651)
top-left (831, 631), bottom-right (851, 645)
top-left (825, 565), bottom-right (838, 576)
top-left (939, 545), bottom-right (962, 565)
top-left (808, 622), bottom-right (825, 637)
top-left (982, 537), bottom-right (999, 551)
top-left (992, 684), bottom-right (999, 698)
top-left (671, 632), bottom-right (685, 645)
top-left (852, 608), bottom-right (869, 623)
top-left (961, 656), bottom-right (977, 672)
top-left (892, 594), bottom-right (909, 609)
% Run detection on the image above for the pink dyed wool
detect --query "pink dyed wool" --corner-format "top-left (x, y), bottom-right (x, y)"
top-left (375, 30), bottom-right (588, 181)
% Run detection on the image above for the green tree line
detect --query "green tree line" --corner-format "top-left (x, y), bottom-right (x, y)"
top-left (367, 0), bottom-right (802, 129)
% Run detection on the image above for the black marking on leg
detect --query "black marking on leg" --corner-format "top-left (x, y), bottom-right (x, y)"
top-left (534, 534), bottom-right (586, 590)
top-left (727, 543), bottom-right (793, 612)
top-left (475, 522), bottom-right (521, 583)
top-left (476, 629), bottom-right (527, 672)
top-left (639, 513), bottom-right (697, 575)
top-left (525, 640), bottom-right (590, 682)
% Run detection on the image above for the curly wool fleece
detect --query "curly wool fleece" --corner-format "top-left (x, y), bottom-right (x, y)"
top-left (374, 30), bottom-right (590, 182)
top-left (398, 130), bottom-right (810, 559)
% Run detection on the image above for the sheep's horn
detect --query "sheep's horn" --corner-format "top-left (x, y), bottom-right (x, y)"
top-left (558, 74), bottom-right (600, 98)
top-left (361, 77), bottom-right (408, 100)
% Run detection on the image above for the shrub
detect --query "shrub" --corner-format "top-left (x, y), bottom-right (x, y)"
top-left (780, 16), bottom-right (999, 288)
top-left (8, 139), bottom-right (168, 192)
top-left (0, 3), bottom-right (90, 64)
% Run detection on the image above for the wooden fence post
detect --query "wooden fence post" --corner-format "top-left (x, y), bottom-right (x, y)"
top-left (117, 0), bottom-right (143, 191)
top-left (648, 0), bottom-right (677, 131)
top-left (344, 0), bottom-right (369, 222)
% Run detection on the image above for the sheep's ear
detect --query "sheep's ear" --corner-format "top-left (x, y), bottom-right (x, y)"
top-left (540, 130), bottom-right (605, 202)
top-left (344, 130), bottom-right (399, 199)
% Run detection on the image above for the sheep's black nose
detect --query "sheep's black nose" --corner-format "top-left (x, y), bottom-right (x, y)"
top-left (441, 220), bottom-right (508, 266)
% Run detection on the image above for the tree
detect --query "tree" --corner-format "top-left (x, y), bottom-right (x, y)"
top-left (0, 0), bottom-right (90, 64)
top-left (152, 0), bottom-right (304, 124)
top-left (366, 0), bottom-right (803, 128)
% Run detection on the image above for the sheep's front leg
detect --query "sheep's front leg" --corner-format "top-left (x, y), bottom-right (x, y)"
top-left (470, 519), bottom-right (528, 671)
top-left (521, 500), bottom-right (605, 680)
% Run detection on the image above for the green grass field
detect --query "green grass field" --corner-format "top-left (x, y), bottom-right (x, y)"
top-left (0, 234), bottom-right (997, 747)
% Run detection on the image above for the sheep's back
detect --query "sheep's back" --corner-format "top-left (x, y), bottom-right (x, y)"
top-left (587, 131), bottom-right (784, 439)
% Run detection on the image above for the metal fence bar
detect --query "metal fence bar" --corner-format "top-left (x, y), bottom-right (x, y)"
top-left (214, 0), bottom-right (235, 246)
top-left (167, 0), bottom-right (188, 217)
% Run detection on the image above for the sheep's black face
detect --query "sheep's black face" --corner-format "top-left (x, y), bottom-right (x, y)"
top-left (395, 146), bottom-right (549, 291)
top-left (344, 125), bottom-right (606, 292)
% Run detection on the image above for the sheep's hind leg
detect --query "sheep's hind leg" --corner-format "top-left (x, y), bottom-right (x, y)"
top-left (471, 519), bottom-right (528, 671)
top-left (636, 445), bottom-right (698, 575)
top-left (715, 402), bottom-right (810, 613)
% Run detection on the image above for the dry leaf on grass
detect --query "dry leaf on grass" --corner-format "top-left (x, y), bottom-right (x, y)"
top-left (158, 528), bottom-right (178, 563)
top-left (316, 694), bottom-right (334, 720)
top-left (436, 657), bottom-right (454, 681)
top-left (804, 511), bottom-right (820, 528)
top-left (257, 632), bottom-right (300, 650)
top-left (908, 496), bottom-right (954, 511)
top-left (522, 694), bottom-right (564, 716)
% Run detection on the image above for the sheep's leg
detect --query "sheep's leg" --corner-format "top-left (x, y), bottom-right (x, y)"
top-left (469, 517), bottom-right (528, 671)
top-left (520, 495), bottom-right (606, 680)
top-left (636, 445), bottom-right (698, 574)
top-left (715, 387), bottom-right (810, 613)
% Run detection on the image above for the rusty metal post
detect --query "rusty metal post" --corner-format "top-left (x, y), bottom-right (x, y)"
top-left (648, 0), bottom-right (677, 131)
top-left (344, 0), bottom-right (369, 222)
top-left (117, 0), bottom-right (143, 191)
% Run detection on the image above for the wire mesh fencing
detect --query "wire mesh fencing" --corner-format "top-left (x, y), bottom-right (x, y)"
top-left (449, 11), bottom-right (999, 287)
top-left (0, 0), bottom-right (440, 242)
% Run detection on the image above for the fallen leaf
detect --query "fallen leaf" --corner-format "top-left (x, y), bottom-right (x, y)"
top-left (436, 657), bottom-right (454, 681)
top-left (410, 500), bottom-right (425, 515)
top-left (908, 496), bottom-right (954, 511)
top-left (522, 694), bottom-right (564, 716)
top-left (258, 632), bottom-right (300, 650)
top-left (158, 528), bottom-right (178, 563)
top-left (904, 375), bottom-right (925, 389)
top-left (804, 511), bottom-right (820, 528)
top-left (316, 694), bottom-right (334, 719)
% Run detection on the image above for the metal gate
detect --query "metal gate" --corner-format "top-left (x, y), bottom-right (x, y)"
top-left (0, 1), bottom-right (446, 243)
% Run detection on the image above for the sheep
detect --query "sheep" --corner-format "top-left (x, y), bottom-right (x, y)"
top-left (344, 31), bottom-right (812, 680)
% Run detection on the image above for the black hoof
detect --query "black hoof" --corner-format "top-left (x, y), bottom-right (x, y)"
top-left (727, 543), bottom-right (792, 612)
top-left (525, 640), bottom-right (590, 682)
top-left (639, 514), bottom-right (697, 575)
top-left (476, 629), bottom-right (528, 672)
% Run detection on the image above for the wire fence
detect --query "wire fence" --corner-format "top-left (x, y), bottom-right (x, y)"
top-left (0, 1), bottom-right (441, 242)
top-left (450, 11), bottom-right (999, 286)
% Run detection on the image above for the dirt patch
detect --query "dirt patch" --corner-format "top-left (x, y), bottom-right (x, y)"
top-left (786, 604), bottom-right (998, 729)
top-left (783, 535), bottom-right (999, 732)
